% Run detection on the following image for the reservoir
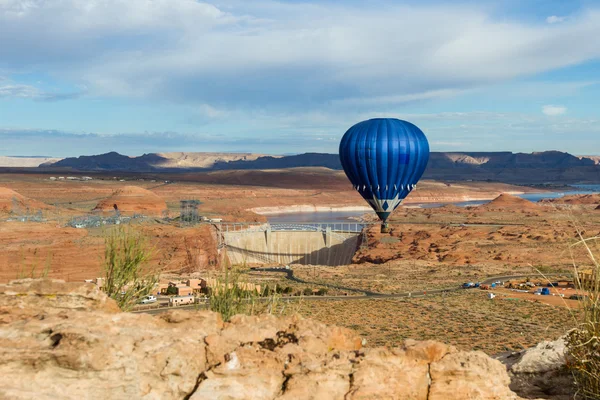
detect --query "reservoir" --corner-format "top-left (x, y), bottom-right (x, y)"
top-left (267, 185), bottom-right (600, 224)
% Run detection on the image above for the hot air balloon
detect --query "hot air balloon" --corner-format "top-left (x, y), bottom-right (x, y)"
top-left (339, 118), bottom-right (430, 232)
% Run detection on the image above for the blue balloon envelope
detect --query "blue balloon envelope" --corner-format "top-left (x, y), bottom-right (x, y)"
top-left (339, 118), bottom-right (430, 224)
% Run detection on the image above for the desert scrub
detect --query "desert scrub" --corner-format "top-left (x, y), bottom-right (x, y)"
top-left (209, 267), bottom-right (286, 321)
top-left (102, 226), bottom-right (158, 311)
top-left (567, 233), bottom-right (600, 399)
top-left (16, 247), bottom-right (52, 280)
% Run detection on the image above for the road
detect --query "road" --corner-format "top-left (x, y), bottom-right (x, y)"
top-left (133, 270), bottom-right (571, 315)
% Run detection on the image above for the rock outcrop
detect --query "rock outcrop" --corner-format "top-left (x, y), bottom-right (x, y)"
top-left (480, 194), bottom-right (542, 212)
top-left (0, 279), bottom-right (524, 399)
top-left (497, 337), bottom-right (573, 400)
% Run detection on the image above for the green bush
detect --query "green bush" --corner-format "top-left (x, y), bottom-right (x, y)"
top-left (303, 288), bottom-right (313, 296)
top-left (102, 226), bottom-right (157, 311)
top-left (166, 286), bottom-right (178, 296)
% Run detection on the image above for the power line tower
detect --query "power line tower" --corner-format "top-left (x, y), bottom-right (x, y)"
top-left (180, 200), bottom-right (201, 226)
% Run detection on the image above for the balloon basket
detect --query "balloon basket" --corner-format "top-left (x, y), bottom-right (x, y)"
top-left (380, 223), bottom-right (391, 234)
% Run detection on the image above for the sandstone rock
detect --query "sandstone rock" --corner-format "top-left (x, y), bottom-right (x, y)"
top-left (0, 279), bottom-right (120, 324)
top-left (500, 337), bottom-right (574, 400)
top-left (510, 338), bottom-right (567, 374)
top-left (0, 279), bottom-right (526, 400)
top-left (430, 351), bottom-right (519, 400)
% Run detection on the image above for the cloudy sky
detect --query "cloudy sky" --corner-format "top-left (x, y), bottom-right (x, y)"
top-left (1, 0), bottom-right (600, 157)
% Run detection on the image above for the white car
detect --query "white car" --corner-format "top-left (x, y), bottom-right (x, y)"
top-left (140, 295), bottom-right (157, 304)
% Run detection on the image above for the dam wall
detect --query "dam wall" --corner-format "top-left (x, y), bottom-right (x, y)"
top-left (223, 229), bottom-right (360, 266)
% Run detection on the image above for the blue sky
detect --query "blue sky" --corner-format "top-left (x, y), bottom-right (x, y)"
top-left (1, 0), bottom-right (600, 157)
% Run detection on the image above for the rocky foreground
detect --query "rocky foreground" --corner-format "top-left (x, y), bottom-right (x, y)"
top-left (0, 279), bottom-right (570, 399)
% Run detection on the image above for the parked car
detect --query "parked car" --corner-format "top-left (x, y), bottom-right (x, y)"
top-left (140, 295), bottom-right (157, 304)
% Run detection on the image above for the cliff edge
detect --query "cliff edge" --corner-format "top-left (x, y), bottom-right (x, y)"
top-left (0, 279), bottom-right (524, 399)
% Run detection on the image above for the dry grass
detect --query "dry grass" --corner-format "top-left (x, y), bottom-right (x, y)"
top-left (286, 291), bottom-right (574, 354)
top-left (567, 230), bottom-right (600, 399)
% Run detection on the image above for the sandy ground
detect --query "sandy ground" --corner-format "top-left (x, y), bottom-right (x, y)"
top-left (0, 221), bottom-right (218, 283)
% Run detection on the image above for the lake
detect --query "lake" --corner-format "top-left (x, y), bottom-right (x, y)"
top-left (266, 185), bottom-right (600, 223)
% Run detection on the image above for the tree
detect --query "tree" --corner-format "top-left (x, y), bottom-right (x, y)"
top-left (166, 286), bottom-right (178, 296)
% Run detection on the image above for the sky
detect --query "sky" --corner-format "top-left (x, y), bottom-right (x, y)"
top-left (1, 0), bottom-right (600, 157)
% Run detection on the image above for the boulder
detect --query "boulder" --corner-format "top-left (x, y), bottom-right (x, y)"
top-left (497, 337), bottom-right (574, 400)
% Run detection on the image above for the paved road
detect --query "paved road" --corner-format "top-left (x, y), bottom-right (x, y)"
top-left (134, 271), bottom-right (571, 315)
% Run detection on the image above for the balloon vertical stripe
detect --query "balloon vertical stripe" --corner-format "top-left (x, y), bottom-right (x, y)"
top-left (338, 118), bottom-right (430, 223)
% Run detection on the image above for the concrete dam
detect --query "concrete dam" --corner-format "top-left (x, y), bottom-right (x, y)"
top-left (221, 223), bottom-right (364, 266)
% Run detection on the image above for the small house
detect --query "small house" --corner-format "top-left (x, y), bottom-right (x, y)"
top-left (176, 285), bottom-right (193, 296)
top-left (186, 279), bottom-right (206, 290)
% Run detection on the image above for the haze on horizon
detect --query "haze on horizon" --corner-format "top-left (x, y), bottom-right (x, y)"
top-left (1, 0), bottom-right (600, 157)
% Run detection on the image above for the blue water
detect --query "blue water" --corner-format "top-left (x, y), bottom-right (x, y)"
top-left (267, 211), bottom-right (368, 223)
top-left (267, 184), bottom-right (600, 223)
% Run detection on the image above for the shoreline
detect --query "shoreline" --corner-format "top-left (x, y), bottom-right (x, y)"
top-left (249, 193), bottom-right (527, 215)
top-left (250, 205), bottom-right (373, 215)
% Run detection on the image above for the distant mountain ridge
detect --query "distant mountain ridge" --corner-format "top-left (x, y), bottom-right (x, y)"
top-left (42, 150), bottom-right (600, 184)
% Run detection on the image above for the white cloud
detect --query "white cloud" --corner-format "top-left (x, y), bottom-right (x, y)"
top-left (542, 105), bottom-right (567, 116)
top-left (0, 78), bottom-right (82, 101)
top-left (547, 15), bottom-right (567, 24)
top-left (0, 2), bottom-right (599, 111)
top-left (197, 104), bottom-right (228, 119)
top-left (332, 89), bottom-right (466, 106)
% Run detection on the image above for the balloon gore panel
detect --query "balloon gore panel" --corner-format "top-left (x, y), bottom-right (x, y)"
top-left (338, 118), bottom-right (430, 223)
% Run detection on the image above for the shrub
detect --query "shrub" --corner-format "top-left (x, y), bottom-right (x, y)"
top-left (209, 268), bottom-right (282, 321)
top-left (303, 288), bottom-right (313, 296)
top-left (282, 286), bottom-right (293, 294)
top-left (102, 226), bottom-right (157, 311)
top-left (262, 284), bottom-right (272, 296)
top-left (166, 286), bottom-right (178, 296)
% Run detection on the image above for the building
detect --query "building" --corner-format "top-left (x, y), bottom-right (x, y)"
top-left (186, 279), bottom-right (206, 291)
top-left (157, 282), bottom-right (170, 294)
top-left (176, 285), bottom-right (193, 296)
top-left (167, 281), bottom-right (193, 296)
top-left (169, 295), bottom-right (195, 306)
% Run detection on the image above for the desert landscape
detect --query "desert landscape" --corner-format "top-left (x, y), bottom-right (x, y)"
top-left (1, 166), bottom-right (598, 361)
top-left (4, 1), bottom-right (600, 397)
